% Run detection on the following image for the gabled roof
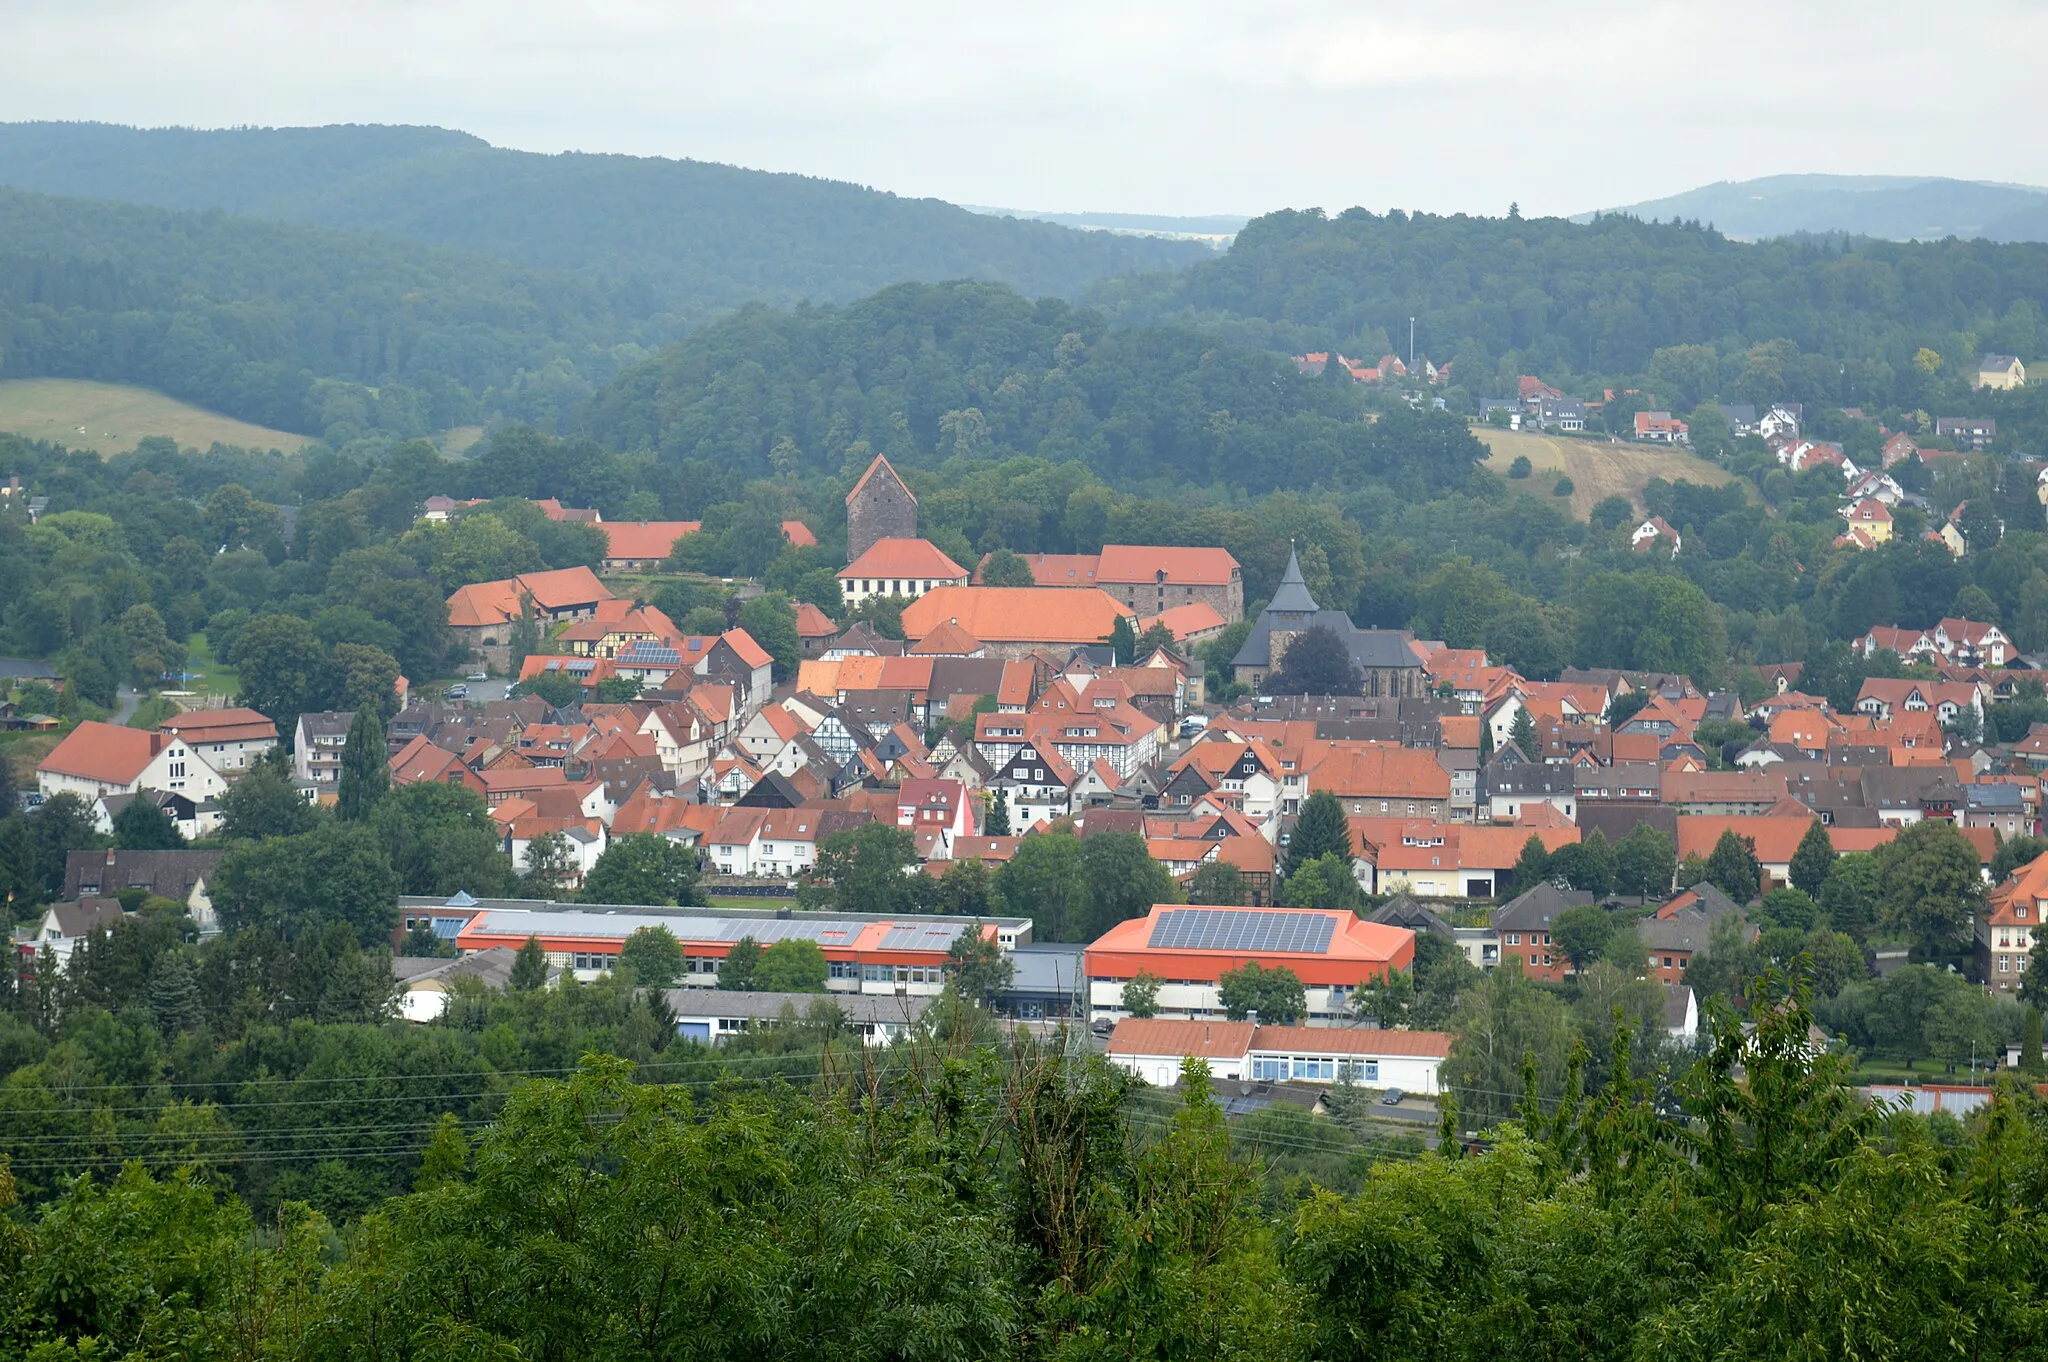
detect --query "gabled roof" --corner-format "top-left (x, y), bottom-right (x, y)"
top-left (1094, 546), bottom-right (1240, 586)
top-left (902, 587), bottom-right (1134, 647)
top-left (598, 521), bottom-right (701, 560)
top-left (38, 722), bottom-right (167, 784)
top-left (1137, 602), bottom-right (1226, 641)
top-left (839, 538), bottom-right (968, 582)
top-left (719, 628), bottom-right (773, 671)
top-left (781, 520), bottom-right (818, 548)
top-left (793, 602), bottom-right (839, 638)
top-left (908, 620), bottom-right (984, 656)
top-left (845, 453), bottom-right (915, 506)
top-left (159, 707), bottom-right (278, 743)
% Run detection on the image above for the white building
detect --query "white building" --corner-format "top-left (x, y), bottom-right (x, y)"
top-left (36, 721), bottom-right (226, 803)
top-left (1105, 1017), bottom-right (1450, 1094)
top-left (158, 708), bottom-right (278, 777)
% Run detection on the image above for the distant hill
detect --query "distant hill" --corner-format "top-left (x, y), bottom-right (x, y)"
top-left (1577, 174), bottom-right (2048, 242)
top-left (0, 122), bottom-right (1208, 323)
top-left (962, 206), bottom-right (1248, 244)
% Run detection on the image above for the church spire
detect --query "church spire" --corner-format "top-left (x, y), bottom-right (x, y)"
top-left (1266, 544), bottom-right (1320, 614)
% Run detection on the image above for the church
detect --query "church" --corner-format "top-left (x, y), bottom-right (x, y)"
top-left (1231, 548), bottom-right (1428, 698)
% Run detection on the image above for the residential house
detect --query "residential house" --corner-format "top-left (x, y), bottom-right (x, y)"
top-left (1634, 411), bottom-right (1690, 444)
top-left (293, 711), bottom-right (355, 785)
top-left (63, 848), bottom-right (227, 932)
top-left (158, 708), bottom-right (277, 777)
top-left (446, 566), bottom-right (615, 660)
top-left (1934, 618), bottom-right (2012, 668)
top-left (37, 721), bottom-right (227, 803)
top-left (597, 521), bottom-right (701, 572)
top-left (1935, 417), bottom-right (1998, 450)
top-left (21, 898), bottom-right (125, 970)
top-left (1974, 355), bottom-right (2026, 391)
top-left (1630, 516), bottom-right (1681, 555)
top-left (987, 738), bottom-right (1078, 830)
top-left (1491, 882), bottom-right (1593, 982)
top-left (838, 538), bottom-right (970, 607)
top-left (1982, 850), bottom-right (2048, 992)
top-left (1641, 884), bottom-right (1744, 988)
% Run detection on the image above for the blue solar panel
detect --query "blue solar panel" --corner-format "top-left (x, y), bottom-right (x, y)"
top-left (1147, 909), bottom-right (1336, 954)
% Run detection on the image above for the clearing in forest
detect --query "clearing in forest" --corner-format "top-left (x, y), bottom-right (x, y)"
top-left (0, 379), bottom-right (313, 456)
top-left (1475, 426), bottom-right (1738, 519)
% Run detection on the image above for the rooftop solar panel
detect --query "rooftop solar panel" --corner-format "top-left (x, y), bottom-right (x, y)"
top-left (1146, 909), bottom-right (1336, 954)
top-left (880, 923), bottom-right (967, 950)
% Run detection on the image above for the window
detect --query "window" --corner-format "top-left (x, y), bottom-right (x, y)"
top-left (2001, 956), bottom-right (2011, 973)
top-left (829, 960), bottom-right (857, 979)
top-left (1291, 1056), bottom-right (1335, 1081)
top-left (1507, 933), bottom-right (1520, 946)
top-left (1251, 1056), bottom-right (1287, 1081)
top-left (1663, 956), bottom-right (1673, 968)
top-left (573, 952), bottom-right (614, 972)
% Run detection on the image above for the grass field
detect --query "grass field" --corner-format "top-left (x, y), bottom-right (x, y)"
top-left (0, 379), bottom-right (313, 455)
top-left (1475, 426), bottom-right (1739, 519)
top-left (179, 632), bottom-right (240, 701)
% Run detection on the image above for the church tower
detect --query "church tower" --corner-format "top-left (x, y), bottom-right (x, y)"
top-left (845, 454), bottom-right (917, 564)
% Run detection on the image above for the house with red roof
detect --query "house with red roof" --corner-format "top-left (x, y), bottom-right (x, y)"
top-left (38, 721), bottom-right (228, 803)
top-left (597, 521), bottom-right (702, 572)
top-left (838, 538), bottom-right (970, 607)
top-left (1630, 516), bottom-right (1681, 555)
top-left (903, 587), bottom-right (1136, 661)
top-left (446, 566), bottom-right (615, 660)
top-left (157, 708), bottom-right (279, 778)
top-left (1106, 1018), bottom-right (1449, 1091)
top-left (792, 602), bottom-right (839, 658)
top-left (1982, 850), bottom-right (2048, 992)
top-left (1633, 411), bottom-right (1690, 444)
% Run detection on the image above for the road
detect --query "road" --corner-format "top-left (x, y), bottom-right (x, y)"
top-left (112, 685), bottom-right (139, 724)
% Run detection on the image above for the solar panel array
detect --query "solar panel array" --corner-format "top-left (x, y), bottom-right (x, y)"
top-left (1147, 909), bottom-right (1336, 954)
top-left (879, 923), bottom-right (967, 951)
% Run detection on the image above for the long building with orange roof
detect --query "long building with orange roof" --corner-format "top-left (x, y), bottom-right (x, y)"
top-left (902, 586), bottom-right (1136, 659)
top-left (1084, 903), bottom-right (1413, 1024)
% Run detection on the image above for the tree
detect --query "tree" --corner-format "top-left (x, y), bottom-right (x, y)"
top-left (994, 827), bottom-right (1090, 941)
top-left (945, 928), bottom-right (1013, 1007)
top-left (1613, 821), bottom-right (1676, 900)
top-left (1218, 961), bottom-right (1306, 1024)
top-left (513, 670), bottom-right (584, 711)
top-left (1281, 853), bottom-right (1365, 910)
top-left (213, 823), bottom-right (399, 947)
top-left (2021, 1006), bottom-right (2045, 1077)
top-left (112, 798), bottom-right (184, 851)
top-left (809, 823), bottom-right (917, 915)
top-left (1508, 707), bottom-right (1538, 760)
top-left (1440, 959), bottom-right (1579, 1127)
top-left (1551, 903), bottom-right (1615, 972)
top-left (231, 613), bottom-right (329, 725)
top-left (984, 788), bottom-right (1012, 837)
top-left (518, 831), bottom-right (576, 898)
top-left (1789, 819), bottom-right (1837, 898)
top-left (1269, 626), bottom-right (1361, 695)
top-left (737, 593), bottom-right (802, 679)
top-left (1704, 829), bottom-right (1761, 903)
top-left (219, 748), bottom-right (318, 840)
top-left (933, 857), bottom-right (997, 917)
top-left (1547, 832), bottom-right (1613, 897)
top-left (1352, 968), bottom-right (1415, 1029)
top-left (2025, 934), bottom-right (2048, 1009)
top-left (1285, 790), bottom-right (1353, 876)
top-left (754, 939), bottom-right (828, 993)
top-left (1122, 970), bottom-right (1162, 1018)
top-left (981, 547), bottom-right (1035, 587)
top-left (1820, 852), bottom-right (1883, 945)
top-left (371, 782), bottom-right (514, 897)
top-left (1186, 861), bottom-right (1246, 906)
top-left (1134, 623), bottom-right (1178, 659)
top-left (583, 834), bottom-right (701, 906)
top-left (331, 642), bottom-right (402, 723)
top-left (1991, 834), bottom-right (2048, 885)
top-left (1755, 887), bottom-right (1820, 932)
top-left (1103, 615), bottom-right (1138, 664)
top-left (1080, 830), bottom-right (1179, 938)
top-left (401, 921), bottom-right (453, 957)
top-left (510, 935), bottom-right (549, 990)
top-left (718, 936), bottom-right (761, 990)
top-left (336, 707), bottom-right (389, 822)
top-left (1505, 835), bottom-right (1551, 897)
top-left (1877, 819), bottom-right (1985, 962)
top-left (618, 925), bottom-right (685, 989)
top-left (144, 950), bottom-right (202, 1038)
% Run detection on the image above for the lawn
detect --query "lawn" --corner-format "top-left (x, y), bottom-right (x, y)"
top-left (179, 632), bottom-right (240, 702)
top-left (0, 379), bottom-right (314, 456)
top-left (1475, 426), bottom-right (1739, 519)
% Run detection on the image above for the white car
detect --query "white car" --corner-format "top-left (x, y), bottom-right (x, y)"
top-left (466, 671), bottom-right (488, 682)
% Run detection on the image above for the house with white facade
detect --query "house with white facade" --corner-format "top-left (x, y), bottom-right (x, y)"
top-left (37, 721), bottom-right (227, 804)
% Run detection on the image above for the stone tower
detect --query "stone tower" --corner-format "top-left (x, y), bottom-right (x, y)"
top-left (845, 454), bottom-right (917, 564)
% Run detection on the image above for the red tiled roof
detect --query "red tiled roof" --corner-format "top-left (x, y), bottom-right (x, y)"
top-left (599, 521), bottom-right (700, 560)
top-left (781, 520), bottom-right (818, 548)
top-left (1094, 545), bottom-right (1239, 586)
top-left (1137, 602), bottom-right (1226, 641)
top-left (38, 722), bottom-right (166, 784)
top-left (1106, 1018), bottom-right (1257, 1059)
top-left (159, 707), bottom-right (278, 743)
top-left (839, 538), bottom-right (968, 582)
top-left (903, 587), bottom-right (1134, 647)
top-left (720, 628), bottom-right (773, 671)
top-left (793, 602), bottom-right (838, 638)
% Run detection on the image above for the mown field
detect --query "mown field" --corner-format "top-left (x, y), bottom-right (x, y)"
top-left (1475, 426), bottom-right (1738, 518)
top-left (0, 379), bottom-right (313, 455)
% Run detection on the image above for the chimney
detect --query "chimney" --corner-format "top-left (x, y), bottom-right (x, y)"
top-left (105, 849), bottom-right (117, 866)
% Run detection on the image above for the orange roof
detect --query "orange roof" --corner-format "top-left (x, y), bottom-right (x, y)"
top-left (1302, 743), bottom-right (1452, 801)
top-left (793, 602), bottom-right (838, 638)
top-left (1459, 823), bottom-right (1579, 867)
top-left (159, 707), bottom-right (279, 743)
top-left (909, 620), bottom-right (984, 655)
top-left (834, 656), bottom-right (888, 691)
top-left (1094, 545), bottom-right (1240, 586)
top-left (877, 656), bottom-right (936, 691)
top-left (1251, 1025), bottom-right (1450, 1058)
top-left (796, 659), bottom-right (842, 694)
top-left (1137, 602), bottom-right (1226, 641)
top-left (840, 538), bottom-right (968, 582)
top-left (1769, 709), bottom-right (1838, 751)
top-left (1675, 815), bottom-right (1893, 866)
top-left (447, 566), bottom-right (614, 629)
top-left (997, 553), bottom-right (1101, 585)
top-left (1211, 836), bottom-right (1275, 874)
top-left (1086, 904), bottom-right (1413, 986)
top-left (902, 587), bottom-right (1134, 647)
top-left (1106, 1018), bottom-right (1256, 1059)
top-left (997, 660), bottom-right (1037, 706)
top-left (1990, 849), bottom-right (2048, 924)
top-left (38, 721), bottom-right (168, 784)
top-left (753, 706), bottom-right (806, 743)
top-left (781, 520), bottom-right (818, 548)
top-left (720, 628), bottom-right (773, 671)
top-left (599, 521), bottom-right (700, 560)
top-left (845, 453), bottom-right (915, 507)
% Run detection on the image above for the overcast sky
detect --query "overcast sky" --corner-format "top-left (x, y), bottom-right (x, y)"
top-left (4, 0), bottom-right (2043, 219)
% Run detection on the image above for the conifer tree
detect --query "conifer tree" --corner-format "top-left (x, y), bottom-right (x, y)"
top-left (336, 707), bottom-right (389, 822)
top-left (1286, 790), bottom-right (1353, 876)
top-left (510, 935), bottom-right (549, 991)
top-left (1789, 819), bottom-right (1836, 898)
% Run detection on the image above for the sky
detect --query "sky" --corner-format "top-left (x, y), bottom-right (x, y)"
top-left (3, 0), bottom-right (2045, 219)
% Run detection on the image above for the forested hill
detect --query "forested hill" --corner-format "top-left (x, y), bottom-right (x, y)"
top-left (0, 185), bottom-right (684, 439)
top-left (1092, 207), bottom-right (2048, 407)
top-left (0, 122), bottom-right (1207, 320)
top-left (1579, 174), bottom-right (2048, 244)
top-left (579, 280), bottom-right (1483, 498)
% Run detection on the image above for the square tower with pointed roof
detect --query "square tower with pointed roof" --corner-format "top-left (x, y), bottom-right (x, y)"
top-left (846, 454), bottom-right (918, 564)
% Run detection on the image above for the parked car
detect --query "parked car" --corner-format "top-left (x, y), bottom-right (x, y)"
top-left (446, 684), bottom-right (469, 700)
top-left (466, 671), bottom-right (488, 682)
top-left (1380, 1087), bottom-right (1406, 1105)
top-left (22, 792), bottom-right (45, 810)
top-left (1178, 715), bottom-right (1209, 738)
